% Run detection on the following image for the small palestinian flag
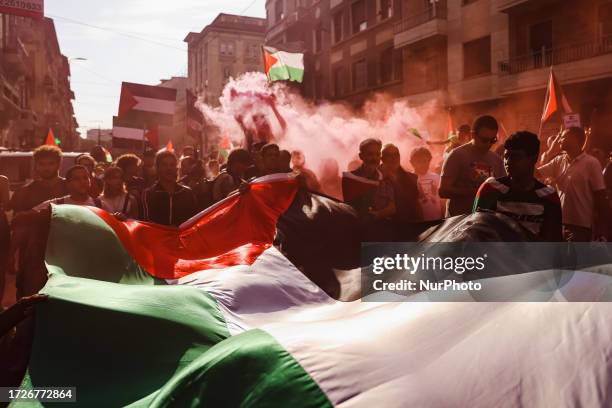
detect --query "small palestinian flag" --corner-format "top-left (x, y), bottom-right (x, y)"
top-left (263, 46), bottom-right (304, 83)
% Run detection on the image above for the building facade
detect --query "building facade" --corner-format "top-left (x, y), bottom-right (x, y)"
top-left (184, 14), bottom-right (267, 106)
top-left (265, 0), bottom-right (612, 148)
top-left (265, 0), bottom-right (404, 104)
top-left (0, 15), bottom-right (77, 150)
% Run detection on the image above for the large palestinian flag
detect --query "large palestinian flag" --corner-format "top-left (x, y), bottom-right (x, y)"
top-left (15, 174), bottom-right (612, 407)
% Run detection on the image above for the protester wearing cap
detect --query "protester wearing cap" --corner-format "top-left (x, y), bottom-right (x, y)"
top-left (440, 115), bottom-right (506, 217)
top-left (538, 127), bottom-right (608, 241)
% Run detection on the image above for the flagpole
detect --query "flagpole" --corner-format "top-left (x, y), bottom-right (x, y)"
top-left (143, 123), bottom-right (147, 157)
top-left (261, 45), bottom-right (269, 82)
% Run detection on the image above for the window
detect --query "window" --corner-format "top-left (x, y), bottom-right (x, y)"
top-left (314, 27), bottom-right (322, 53)
top-left (245, 43), bottom-right (259, 59)
top-left (352, 59), bottom-right (367, 90)
top-left (380, 48), bottom-right (402, 83)
top-left (352, 0), bottom-right (367, 34)
top-left (275, 0), bottom-right (284, 22)
top-left (333, 11), bottom-right (343, 43)
top-left (380, 48), bottom-right (393, 83)
top-left (379, 0), bottom-right (393, 20)
top-left (463, 36), bottom-right (491, 78)
top-left (333, 66), bottom-right (345, 97)
top-left (220, 41), bottom-right (235, 56)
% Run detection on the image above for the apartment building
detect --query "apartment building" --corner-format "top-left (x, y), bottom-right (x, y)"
top-left (0, 15), bottom-right (77, 149)
top-left (184, 14), bottom-right (267, 106)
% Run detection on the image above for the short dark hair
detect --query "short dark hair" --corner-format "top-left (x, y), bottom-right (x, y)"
top-left (458, 124), bottom-right (471, 133)
top-left (155, 150), bottom-right (177, 168)
top-left (472, 115), bottom-right (499, 135)
top-left (33, 145), bottom-right (62, 163)
top-left (410, 146), bottom-right (433, 162)
top-left (227, 149), bottom-right (252, 166)
top-left (103, 166), bottom-right (123, 179)
top-left (115, 154), bottom-right (141, 173)
top-left (504, 131), bottom-right (540, 158)
top-left (261, 143), bottom-right (280, 155)
top-left (566, 127), bottom-right (586, 147)
top-left (65, 165), bottom-right (89, 181)
top-left (76, 153), bottom-right (95, 167)
top-left (359, 138), bottom-right (382, 153)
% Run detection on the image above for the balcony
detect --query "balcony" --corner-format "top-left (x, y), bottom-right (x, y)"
top-left (500, 36), bottom-right (612, 75)
top-left (394, 5), bottom-right (447, 48)
top-left (495, 0), bottom-right (560, 13)
top-left (495, 0), bottom-right (530, 12)
top-left (3, 37), bottom-right (30, 78)
top-left (498, 36), bottom-right (612, 94)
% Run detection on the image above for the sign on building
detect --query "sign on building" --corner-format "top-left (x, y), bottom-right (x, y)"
top-left (0, 0), bottom-right (44, 19)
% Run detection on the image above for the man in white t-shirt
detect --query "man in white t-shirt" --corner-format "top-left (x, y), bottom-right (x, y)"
top-left (410, 147), bottom-right (444, 221)
top-left (538, 127), bottom-right (608, 241)
top-left (34, 165), bottom-right (101, 211)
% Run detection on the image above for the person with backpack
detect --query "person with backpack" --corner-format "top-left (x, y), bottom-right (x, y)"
top-left (212, 149), bottom-right (252, 203)
top-left (99, 166), bottom-right (138, 219)
top-left (34, 165), bottom-right (103, 210)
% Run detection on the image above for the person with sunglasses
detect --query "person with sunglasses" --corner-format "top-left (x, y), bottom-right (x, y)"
top-left (440, 115), bottom-right (506, 217)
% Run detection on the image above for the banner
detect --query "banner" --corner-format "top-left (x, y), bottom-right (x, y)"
top-left (0, 0), bottom-right (44, 19)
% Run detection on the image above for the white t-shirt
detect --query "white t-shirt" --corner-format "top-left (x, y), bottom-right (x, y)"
top-left (417, 172), bottom-right (443, 221)
top-left (34, 195), bottom-right (97, 211)
top-left (538, 152), bottom-right (606, 228)
top-left (100, 193), bottom-right (133, 214)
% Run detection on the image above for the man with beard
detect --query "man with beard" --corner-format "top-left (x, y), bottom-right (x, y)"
top-left (8, 146), bottom-right (67, 213)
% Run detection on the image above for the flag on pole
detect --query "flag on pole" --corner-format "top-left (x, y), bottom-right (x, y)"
top-left (541, 68), bottom-right (573, 125)
top-left (445, 110), bottom-right (455, 138)
top-left (118, 82), bottom-right (177, 127)
top-left (263, 46), bottom-right (304, 83)
top-left (44, 129), bottom-right (57, 146)
top-left (145, 125), bottom-right (159, 150)
top-left (186, 89), bottom-right (204, 138)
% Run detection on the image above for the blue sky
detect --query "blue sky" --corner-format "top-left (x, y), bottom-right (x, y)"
top-left (46, 0), bottom-right (266, 136)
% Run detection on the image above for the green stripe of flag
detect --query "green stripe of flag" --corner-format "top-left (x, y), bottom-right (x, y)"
top-left (267, 66), bottom-right (304, 83)
top-left (19, 273), bottom-right (230, 407)
top-left (45, 205), bottom-right (156, 285)
top-left (147, 329), bottom-right (332, 408)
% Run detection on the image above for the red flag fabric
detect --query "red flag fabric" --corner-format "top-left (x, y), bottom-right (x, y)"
top-left (341, 172), bottom-right (380, 202)
top-left (166, 140), bottom-right (174, 153)
top-left (541, 68), bottom-right (573, 124)
top-left (446, 111), bottom-right (454, 137)
top-left (44, 129), bottom-right (56, 146)
top-left (88, 174), bottom-right (298, 279)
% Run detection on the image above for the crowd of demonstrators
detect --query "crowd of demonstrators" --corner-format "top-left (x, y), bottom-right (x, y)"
top-left (440, 115), bottom-right (506, 217)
